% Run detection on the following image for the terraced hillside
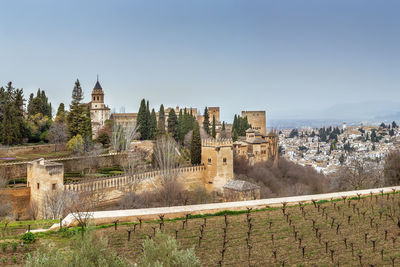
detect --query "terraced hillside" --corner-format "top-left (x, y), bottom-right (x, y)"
top-left (1, 191), bottom-right (400, 266)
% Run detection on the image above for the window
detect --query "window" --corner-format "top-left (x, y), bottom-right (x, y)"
top-left (93, 96), bottom-right (95, 101)
top-left (52, 183), bottom-right (56, 190)
top-left (37, 183), bottom-right (40, 189)
top-left (223, 158), bottom-right (227, 165)
top-left (208, 158), bottom-right (212, 165)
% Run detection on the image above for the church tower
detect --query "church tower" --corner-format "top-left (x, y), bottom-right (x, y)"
top-left (90, 77), bottom-right (110, 138)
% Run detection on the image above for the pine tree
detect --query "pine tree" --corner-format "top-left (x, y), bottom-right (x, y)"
top-left (167, 109), bottom-right (178, 140)
top-left (149, 108), bottom-right (157, 139)
top-left (211, 115), bottom-right (216, 138)
top-left (203, 107), bottom-right (210, 134)
top-left (157, 104), bottom-right (166, 135)
top-left (67, 79), bottom-right (89, 138)
top-left (137, 99), bottom-right (149, 140)
top-left (190, 121), bottom-right (201, 164)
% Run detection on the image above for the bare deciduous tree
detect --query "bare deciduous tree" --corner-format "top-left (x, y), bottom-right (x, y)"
top-left (331, 159), bottom-right (383, 191)
top-left (67, 191), bottom-right (102, 237)
top-left (43, 190), bottom-right (73, 220)
top-left (27, 199), bottom-right (39, 220)
top-left (47, 122), bottom-right (69, 152)
top-left (384, 151), bottom-right (400, 186)
top-left (111, 123), bottom-right (138, 152)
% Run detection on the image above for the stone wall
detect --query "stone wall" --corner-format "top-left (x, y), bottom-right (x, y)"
top-left (0, 144), bottom-right (65, 157)
top-left (64, 165), bottom-right (206, 203)
top-left (0, 187), bottom-right (30, 220)
top-left (0, 153), bottom-right (125, 180)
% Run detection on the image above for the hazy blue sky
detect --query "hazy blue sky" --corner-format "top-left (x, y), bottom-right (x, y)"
top-left (1, 0), bottom-right (399, 122)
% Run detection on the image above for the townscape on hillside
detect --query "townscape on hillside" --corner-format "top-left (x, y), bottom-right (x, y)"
top-left (279, 122), bottom-right (400, 174)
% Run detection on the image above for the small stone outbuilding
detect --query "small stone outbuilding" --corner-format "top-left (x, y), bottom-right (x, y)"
top-left (223, 180), bottom-right (260, 202)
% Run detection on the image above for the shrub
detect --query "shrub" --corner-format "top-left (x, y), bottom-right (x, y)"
top-left (1, 242), bottom-right (7, 252)
top-left (21, 232), bottom-right (36, 244)
top-left (138, 231), bottom-right (201, 267)
top-left (1, 257), bottom-right (6, 263)
top-left (66, 134), bottom-right (84, 154)
top-left (24, 231), bottom-right (129, 267)
top-left (13, 256), bottom-right (17, 263)
top-left (11, 242), bottom-right (18, 252)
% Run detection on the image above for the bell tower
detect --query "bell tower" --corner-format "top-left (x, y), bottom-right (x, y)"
top-left (91, 76), bottom-right (105, 109)
top-left (90, 76), bottom-right (110, 138)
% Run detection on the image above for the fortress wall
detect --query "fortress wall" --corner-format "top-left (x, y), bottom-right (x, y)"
top-left (0, 187), bottom-right (30, 220)
top-left (0, 153), bottom-right (125, 180)
top-left (64, 165), bottom-right (206, 203)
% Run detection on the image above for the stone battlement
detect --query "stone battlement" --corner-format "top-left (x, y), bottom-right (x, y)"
top-left (201, 138), bottom-right (233, 147)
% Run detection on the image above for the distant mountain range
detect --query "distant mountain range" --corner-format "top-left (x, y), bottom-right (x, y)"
top-left (269, 101), bottom-right (400, 129)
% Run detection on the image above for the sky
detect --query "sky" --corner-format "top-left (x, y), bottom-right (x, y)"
top-left (1, 0), bottom-right (399, 123)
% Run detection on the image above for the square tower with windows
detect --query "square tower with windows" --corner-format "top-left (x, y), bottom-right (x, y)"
top-left (201, 139), bottom-right (233, 192)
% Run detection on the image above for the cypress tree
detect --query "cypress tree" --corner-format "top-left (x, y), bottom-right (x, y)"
top-left (157, 104), bottom-right (166, 135)
top-left (1, 82), bottom-right (25, 145)
top-left (0, 87), bottom-right (6, 136)
top-left (222, 121), bottom-right (226, 131)
top-left (27, 93), bottom-right (34, 116)
top-left (232, 115), bottom-right (238, 134)
top-left (149, 108), bottom-right (157, 139)
top-left (82, 106), bottom-right (93, 143)
top-left (167, 109), bottom-right (178, 140)
top-left (203, 107), bottom-right (210, 134)
top-left (178, 109), bottom-right (184, 143)
top-left (190, 121), bottom-right (201, 164)
top-left (55, 103), bottom-right (66, 123)
top-left (211, 115), bottom-right (216, 138)
top-left (137, 99), bottom-right (149, 140)
top-left (232, 128), bottom-right (238, 142)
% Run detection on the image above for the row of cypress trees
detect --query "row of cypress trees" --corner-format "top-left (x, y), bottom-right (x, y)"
top-left (136, 99), bottom-right (202, 164)
top-left (231, 114), bottom-right (251, 141)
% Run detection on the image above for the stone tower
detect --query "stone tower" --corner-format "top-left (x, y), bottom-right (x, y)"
top-left (241, 110), bottom-right (267, 135)
top-left (27, 159), bottom-right (64, 219)
top-left (201, 139), bottom-right (233, 192)
top-left (90, 78), bottom-right (110, 138)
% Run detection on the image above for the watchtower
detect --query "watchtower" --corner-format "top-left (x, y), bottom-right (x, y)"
top-left (27, 159), bottom-right (64, 219)
top-left (201, 139), bottom-right (233, 192)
